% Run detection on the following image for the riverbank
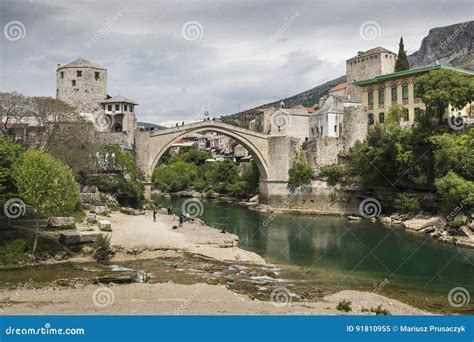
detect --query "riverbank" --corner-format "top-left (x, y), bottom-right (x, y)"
top-left (0, 210), bottom-right (432, 315)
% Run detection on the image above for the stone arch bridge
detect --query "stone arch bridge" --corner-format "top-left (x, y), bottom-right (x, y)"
top-left (135, 121), bottom-right (297, 203)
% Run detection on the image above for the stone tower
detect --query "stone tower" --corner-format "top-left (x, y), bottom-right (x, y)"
top-left (346, 47), bottom-right (396, 101)
top-left (56, 58), bottom-right (107, 113)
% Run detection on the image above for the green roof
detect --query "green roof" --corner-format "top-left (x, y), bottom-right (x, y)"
top-left (353, 64), bottom-right (474, 86)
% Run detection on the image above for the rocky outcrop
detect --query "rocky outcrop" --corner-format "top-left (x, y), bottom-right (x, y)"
top-left (47, 217), bottom-right (75, 228)
top-left (408, 21), bottom-right (474, 70)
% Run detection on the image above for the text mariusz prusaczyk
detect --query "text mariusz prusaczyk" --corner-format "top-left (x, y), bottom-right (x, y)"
top-left (346, 325), bottom-right (466, 334)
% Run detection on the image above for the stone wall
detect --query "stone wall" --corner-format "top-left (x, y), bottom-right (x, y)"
top-left (95, 131), bottom-right (134, 150)
top-left (341, 105), bottom-right (367, 153)
top-left (264, 180), bottom-right (359, 214)
top-left (56, 66), bottom-right (107, 114)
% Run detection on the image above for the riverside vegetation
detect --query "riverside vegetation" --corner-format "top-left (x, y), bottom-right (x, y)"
top-left (152, 146), bottom-right (259, 198)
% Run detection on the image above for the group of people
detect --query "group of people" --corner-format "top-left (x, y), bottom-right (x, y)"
top-left (151, 204), bottom-right (188, 228)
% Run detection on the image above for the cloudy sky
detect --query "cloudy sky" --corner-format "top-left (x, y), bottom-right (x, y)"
top-left (1, 0), bottom-right (472, 125)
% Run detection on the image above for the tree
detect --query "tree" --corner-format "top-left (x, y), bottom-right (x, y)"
top-left (288, 157), bottom-right (314, 190)
top-left (0, 136), bottom-right (22, 199)
top-left (430, 129), bottom-right (474, 180)
top-left (13, 149), bottom-right (80, 256)
top-left (435, 171), bottom-right (474, 215)
top-left (0, 92), bottom-right (29, 133)
top-left (394, 37), bottom-right (409, 72)
top-left (414, 69), bottom-right (474, 124)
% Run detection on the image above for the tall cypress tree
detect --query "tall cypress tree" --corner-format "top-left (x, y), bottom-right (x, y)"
top-left (395, 37), bottom-right (410, 72)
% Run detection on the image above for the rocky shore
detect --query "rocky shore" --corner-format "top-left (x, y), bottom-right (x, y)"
top-left (0, 209), bottom-right (431, 315)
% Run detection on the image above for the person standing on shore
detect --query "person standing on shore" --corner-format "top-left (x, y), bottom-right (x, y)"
top-left (179, 213), bottom-right (185, 227)
top-left (153, 210), bottom-right (157, 222)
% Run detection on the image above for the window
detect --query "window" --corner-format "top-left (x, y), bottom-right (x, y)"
top-left (368, 113), bottom-right (374, 125)
top-left (379, 112), bottom-right (384, 124)
top-left (77, 70), bottom-right (82, 77)
top-left (334, 125), bottom-right (337, 133)
top-left (129, 105), bottom-right (133, 113)
top-left (368, 91), bottom-right (374, 105)
top-left (60, 71), bottom-right (64, 79)
top-left (402, 85), bottom-right (409, 100)
top-left (378, 89), bottom-right (384, 104)
top-left (391, 87), bottom-right (397, 101)
top-left (115, 104), bottom-right (120, 111)
top-left (414, 107), bottom-right (421, 120)
top-left (403, 108), bottom-right (409, 121)
top-left (72, 80), bottom-right (76, 86)
top-left (95, 72), bottom-right (100, 80)
top-left (107, 105), bottom-right (112, 111)
top-left (124, 105), bottom-right (128, 111)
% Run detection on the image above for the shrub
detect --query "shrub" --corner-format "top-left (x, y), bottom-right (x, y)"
top-left (370, 305), bottom-right (391, 316)
top-left (288, 157), bottom-right (314, 190)
top-left (13, 149), bottom-right (80, 218)
top-left (336, 300), bottom-right (352, 312)
top-left (435, 171), bottom-right (474, 215)
top-left (319, 164), bottom-right (348, 185)
top-left (0, 136), bottom-right (22, 199)
top-left (93, 234), bottom-right (112, 264)
top-left (395, 193), bottom-right (421, 213)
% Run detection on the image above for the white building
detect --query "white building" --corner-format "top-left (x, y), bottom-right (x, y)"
top-left (270, 108), bottom-right (311, 142)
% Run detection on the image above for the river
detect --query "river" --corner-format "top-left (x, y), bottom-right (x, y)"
top-left (159, 196), bottom-right (474, 314)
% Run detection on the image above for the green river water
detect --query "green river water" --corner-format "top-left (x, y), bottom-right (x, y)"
top-left (160, 196), bottom-right (474, 314)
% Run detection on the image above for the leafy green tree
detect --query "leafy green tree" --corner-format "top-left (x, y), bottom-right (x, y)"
top-left (13, 150), bottom-right (80, 217)
top-left (288, 157), bottom-right (314, 190)
top-left (394, 37), bottom-right (409, 72)
top-left (13, 149), bottom-right (80, 256)
top-left (414, 69), bottom-right (474, 124)
top-left (435, 171), bottom-right (474, 214)
top-left (319, 164), bottom-right (348, 185)
top-left (430, 129), bottom-right (474, 180)
top-left (0, 137), bottom-right (22, 199)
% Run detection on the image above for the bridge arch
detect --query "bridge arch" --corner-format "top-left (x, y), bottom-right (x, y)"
top-left (138, 121), bottom-right (270, 182)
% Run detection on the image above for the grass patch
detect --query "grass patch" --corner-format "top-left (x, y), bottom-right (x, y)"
top-left (336, 299), bottom-right (352, 312)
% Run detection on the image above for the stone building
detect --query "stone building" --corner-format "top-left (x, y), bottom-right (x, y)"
top-left (354, 64), bottom-right (474, 126)
top-left (56, 58), bottom-right (138, 149)
top-left (346, 47), bottom-right (397, 101)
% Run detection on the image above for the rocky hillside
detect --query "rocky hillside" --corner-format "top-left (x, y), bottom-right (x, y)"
top-left (228, 21), bottom-right (473, 121)
top-left (408, 21), bottom-right (473, 70)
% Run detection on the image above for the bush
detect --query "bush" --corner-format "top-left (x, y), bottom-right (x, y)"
top-left (13, 149), bottom-right (80, 218)
top-left (288, 157), bottom-right (314, 190)
top-left (370, 305), bottom-right (391, 316)
top-left (435, 171), bottom-right (474, 215)
top-left (336, 300), bottom-right (352, 312)
top-left (319, 164), bottom-right (348, 185)
top-left (0, 136), bottom-right (22, 199)
top-left (93, 234), bottom-right (112, 264)
top-left (395, 193), bottom-right (421, 213)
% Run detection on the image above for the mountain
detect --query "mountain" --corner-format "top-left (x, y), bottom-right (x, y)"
top-left (408, 21), bottom-right (473, 70)
top-left (228, 21), bottom-right (473, 121)
top-left (137, 121), bottom-right (165, 130)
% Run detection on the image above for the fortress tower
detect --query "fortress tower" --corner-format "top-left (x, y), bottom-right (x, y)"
top-left (56, 58), bottom-right (108, 114)
top-left (346, 47), bottom-right (396, 101)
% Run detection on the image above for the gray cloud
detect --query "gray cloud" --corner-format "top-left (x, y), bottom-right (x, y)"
top-left (0, 0), bottom-right (470, 124)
